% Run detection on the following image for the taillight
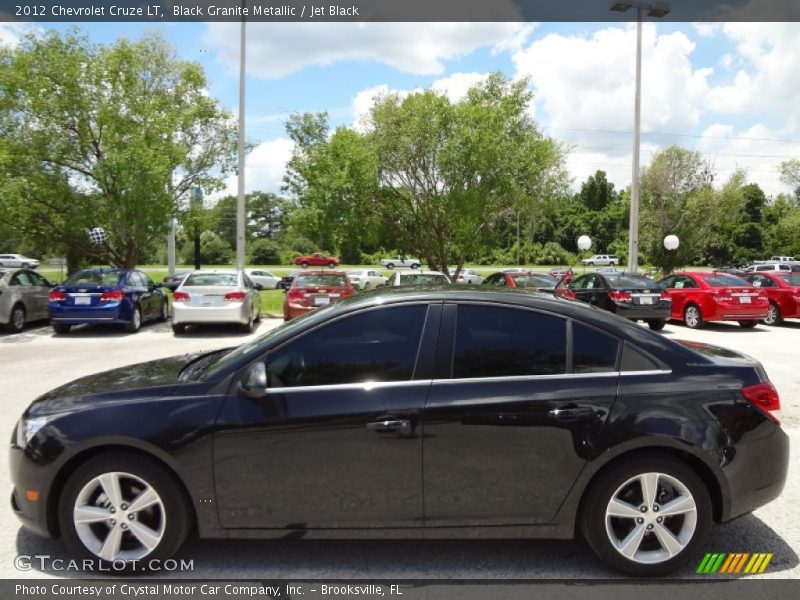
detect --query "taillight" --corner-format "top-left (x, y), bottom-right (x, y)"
top-left (49, 290), bottom-right (65, 301)
top-left (741, 381), bottom-right (781, 425)
top-left (713, 290), bottom-right (733, 302)
top-left (100, 290), bottom-right (124, 302)
top-left (343, 287), bottom-right (356, 297)
top-left (224, 291), bottom-right (246, 302)
top-left (287, 289), bottom-right (305, 301)
top-left (562, 289), bottom-right (577, 300)
top-left (173, 291), bottom-right (190, 302)
top-left (608, 291), bottom-right (632, 302)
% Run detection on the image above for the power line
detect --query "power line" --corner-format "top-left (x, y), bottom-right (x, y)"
top-left (544, 126), bottom-right (800, 145)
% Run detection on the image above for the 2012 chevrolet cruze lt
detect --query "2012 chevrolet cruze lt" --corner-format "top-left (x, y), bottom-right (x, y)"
top-left (10, 288), bottom-right (788, 576)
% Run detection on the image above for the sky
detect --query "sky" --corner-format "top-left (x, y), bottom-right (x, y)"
top-left (2, 19), bottom-right (799, 201)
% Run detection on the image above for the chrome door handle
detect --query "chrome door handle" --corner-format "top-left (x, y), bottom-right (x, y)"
top-left (548, 407), bottom-right (596, 420)
top-left (367, 419), bottom-right (412, 435)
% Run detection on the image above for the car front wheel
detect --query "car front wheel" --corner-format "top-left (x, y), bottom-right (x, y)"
top-left (683, 304), bottom-right (704, 329)
top-left (386, 263), bottom-right (395, 269)
top-left (581, 456), bottom-right (712, 577)
top-left (763, 302), bottom-right (782, 326)
top-left (6, 304), bottom-right (26, 333)
top-left (58, 453), bottom-right (192, 572)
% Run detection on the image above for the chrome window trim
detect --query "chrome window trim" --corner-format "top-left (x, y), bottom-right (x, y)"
top-left (266, 379), bottom-right (433, 394)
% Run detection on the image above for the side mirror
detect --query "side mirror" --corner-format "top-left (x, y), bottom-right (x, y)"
top-left (237, 362), bottom-right (268, 399)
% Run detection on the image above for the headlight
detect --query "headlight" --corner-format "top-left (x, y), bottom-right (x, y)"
top-left (15, 415), bottom-right (54, 448)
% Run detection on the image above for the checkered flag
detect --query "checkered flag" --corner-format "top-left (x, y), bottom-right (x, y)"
top-left (88, 227), bottom-right (108, 245)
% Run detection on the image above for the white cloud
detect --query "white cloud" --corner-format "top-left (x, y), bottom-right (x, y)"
top-left (0, 23), bottom-right (28, 47)
top-left (215, 138), bottom-right (294, 199)
top-left (430, 72), bottom-right (489, 103)
top-left (204, 22), bottom-right (531, 79)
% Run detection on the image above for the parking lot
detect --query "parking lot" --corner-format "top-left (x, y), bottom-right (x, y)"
top-left (0, 317), bottom-right (798, 579)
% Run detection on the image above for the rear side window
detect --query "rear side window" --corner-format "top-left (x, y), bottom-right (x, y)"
top-left (572, 323), bottom-right (620, 373)
top-left (620, 343), bottom-right (660, 371)
top-left (453, 305), bottom-right (567, 378)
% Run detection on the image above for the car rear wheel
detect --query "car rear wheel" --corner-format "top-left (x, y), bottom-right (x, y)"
top-left (410, 263), bottom-right (419, 269)
top-left (53, 323), bottom-right (71, 334)
top-left (763, 302), bottom-right (782, 326)
top-left (581, 456), bottom-right (712, 577)
top-left (683, 304), bottom-right (704, 329)
top-left (58, 453), bottom-right (192, 572)
top-left (647, 319), bottom-right (666, 331)
top-left (386, 263), bottom-right (395, 269)
top-left (124, 306), bottom-right (142, 333)
top-left (6, 304), bottom-right (26, 333)
top-left (738, 320), bottom-right (758, 328)
top-left (241, 315), bottom-right (254, 333)
top-left (158, 300), bottom-right (168, 322)
top-left (328, 262), bottom-right (336, 269)
top-left (301, 262), bottom-right (309, 269)
top-left (171, 323), bottom-right (186, 335)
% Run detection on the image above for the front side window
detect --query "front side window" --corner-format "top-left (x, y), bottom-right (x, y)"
top-left (453, 305), bottom-right (567, 378)
top-left (267, 305), bottom-right (429, 387)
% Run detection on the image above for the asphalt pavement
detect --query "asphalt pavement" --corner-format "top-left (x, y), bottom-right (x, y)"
top-left (0, 317), bottom-right (798, 579)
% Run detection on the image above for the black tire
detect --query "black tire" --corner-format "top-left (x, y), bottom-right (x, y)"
top-left (328, 262), bottom-right (336, 269)
top-left (157, 300), bottom-right (169, 323)
top-left (386, 263), bottom-right (395, 270)
top-left (410, 263), bottom-right (419, 269)
top-left (683, 304), bottom-right (705, 329)
top-left (241, 315), bottom-right (254, 333)
top-left (580, 455), bottom-right (712, 577)
top-left (124, 306), bottom-right (142, 333)
top-left (647, 319), bottom-right (666, 331)
top-left (738, 320), bottom-right (758, 329)
top-left (53, 323), bottom-right (71, 334)
top-left (58, 452), bottom-right (192, 573)
top-left (6, 303), bottom-right (26, 333)
top-left (300, 262), bottom-right (309, 269)
top-left (763, 302), bottom-right (783, 326)
top-left (171, 323), bottom-right (186, 335)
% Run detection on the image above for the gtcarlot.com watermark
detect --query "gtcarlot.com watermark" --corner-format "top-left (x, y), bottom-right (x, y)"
top-left (15, 554), bottom-right (194, 572)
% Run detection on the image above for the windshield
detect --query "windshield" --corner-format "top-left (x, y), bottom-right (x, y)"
top-left (512, 274), bottom-right (557, 288)
top-left (183, 273), bottom-right (238, 286)
top-left (604, 274), bottom-right (658, 289)
top-left (203, 317), bottom-right (311, 379)
top-left (65, 270), bottom-right (123, 287)
top-left (401, 274), bottom-right (449, 285)
top-left (295, 273), bottom-right (348, 287)
top-left (702, 274), bottom-right (750, 287)
top-left (778, 274), bottom-right (800, 286)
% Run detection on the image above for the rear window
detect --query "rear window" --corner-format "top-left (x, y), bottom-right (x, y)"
top-left (604, 274), bottom-right (658, 289)
top-left (401, 274), bottom-right (449, 285)
top-left (65, 270), bottom-right (123, 287)
top-left (778, 274), bottom-right (800, 286)
top-left (296, 273), bottom-right (348, 287)
top-left (183, 273), bottom-right (238, 287)
top-left (512, 274), bottom-right (558, 288)
top-left (702, 274), bottom-right (750, 287)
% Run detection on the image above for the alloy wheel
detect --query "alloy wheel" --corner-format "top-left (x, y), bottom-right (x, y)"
top-left (11, 306), bottom-right (25, 332)
top-left (764, 303), bottom-right (780, 326)
top-left (605, 472), bottom-right (697, 565)
top-left (73, 471), bottom-right (166, 562)
top-left (684, 305), bottom-right (702, 329)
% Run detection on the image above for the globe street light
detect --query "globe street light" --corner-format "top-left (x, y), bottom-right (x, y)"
top-left (578, 235), bottom-right (592, 273)
top-left (610, 1), bottom-right (672, 274)
top-left (663, 234), bottom-right (679, 277)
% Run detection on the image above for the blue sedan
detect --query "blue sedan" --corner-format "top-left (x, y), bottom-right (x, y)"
top-left (49, 268), bottom-right (168, 334)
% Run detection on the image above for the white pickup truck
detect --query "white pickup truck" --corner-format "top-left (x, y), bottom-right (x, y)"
top-left (580, 254), bottom-right (620, 266)
top-left (380, 255), bottom-right (421, 269)
top-left (753, 256), bottom-right (797, 264)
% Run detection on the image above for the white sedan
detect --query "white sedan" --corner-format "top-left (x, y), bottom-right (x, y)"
top-left (0, 254), bottom-right (40, 269)
top-left (171, 270), bottom-right (262, 334)
top-left (454, 269), bottom-right (484, 284)
top-left (386, 270), bottom-right (451, 287)
top-left (246, 268), bottom-right (280, 289)
top-left (347, 269), bottom-right (388, 291)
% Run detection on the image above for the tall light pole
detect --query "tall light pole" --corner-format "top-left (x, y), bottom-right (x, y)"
top-left (236, 11), bottom-right (247, 271)
top-left (610, 1), bottom-right (671, 274)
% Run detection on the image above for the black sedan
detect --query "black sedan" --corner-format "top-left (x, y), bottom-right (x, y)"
top-left (557, 272), bottom-right (672, 330)
top-left (10, 288), bottom-right (788, 576)
top-left (277, 271), bottom-right (299, 290)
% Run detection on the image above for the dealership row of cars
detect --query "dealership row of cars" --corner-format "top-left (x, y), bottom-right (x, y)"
top-left (1, 263), bottom-right (799, 333)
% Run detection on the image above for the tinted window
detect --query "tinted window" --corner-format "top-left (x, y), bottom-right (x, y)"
top-left (184, 273), bottom-right (238, 287)
top-left (620, 343), bottom-right (660, 371)
top-left (295, 273), bottom-right (348, 287)
top-left (603, 274), bottom-right (658, 289)
top-left (572, 323), bottom-right (620, 373)
top-left (267, 305), bottom-right (428, 387)
top-left (702, 273), bottom-right (750, 287)
top-left (27, 271), bottom-right (49, 287)
top-left (778, 274), bottom-right (800, 286)
top-left (511, 274), bottom-right (558, 288)
top-left (65, 270), bottom-right (123, 287)
top-left (746, 274), bottom-right (775, 288)
top-left (453, 305), bottom-right (566, 378)
top-left (400, 273), bottom-right (449, 285)
top-left (11, 272), bottom-right (33, 286)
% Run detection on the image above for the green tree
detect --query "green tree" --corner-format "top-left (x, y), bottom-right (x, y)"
top-left (209, 192), bottom-right (292, 249)
top-left (0, 29), bottom-right (236, 271)
top-left (579, 170), bottom-right (617, 212)
top-left (780, 159), bottom-right (800, 200)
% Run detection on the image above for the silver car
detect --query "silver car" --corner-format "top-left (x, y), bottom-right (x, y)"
top-left (347, 269), bottom-right (388, 290)
top-left (0, 268), bottom-right (52, 333)
top-left (386, 270), bottom-right (450, 287)
top-left (0, 254), bottom-right (40, 269)
top-left (171, 270), bottom-right (262, 334)
top-left (245, 268), bottom-right (280, 289)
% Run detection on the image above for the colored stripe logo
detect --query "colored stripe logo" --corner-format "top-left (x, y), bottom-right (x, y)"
top-left (696, 553), bottom-right (773, 574)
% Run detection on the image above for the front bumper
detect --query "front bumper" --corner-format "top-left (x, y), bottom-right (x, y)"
top-left (172, 302), bottom-right (248, 325)
top-left (9, 442), bottom-right (53, 538)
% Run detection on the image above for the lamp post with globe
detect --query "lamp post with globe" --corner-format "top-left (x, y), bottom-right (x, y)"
top-left (578, 235), bottom-right (592, 273)
top-left (663, 234), bottom-right (679, 277)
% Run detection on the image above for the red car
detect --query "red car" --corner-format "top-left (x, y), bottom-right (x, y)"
top-left (549, 267), bottom-right (574, 283)
top-left (483, 271), bottom-right (559, 292)
top-left (657, 271), bottom-right (769, 329)
top-left (283, 271), bottom-right (355, 321)
top-left (743, 271), bottom-right (800, 325)
top-left (294, 252), bottom-right (340, 268)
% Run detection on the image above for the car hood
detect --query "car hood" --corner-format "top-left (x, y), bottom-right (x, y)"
top-left (26, 353), bottom-right (205, 416)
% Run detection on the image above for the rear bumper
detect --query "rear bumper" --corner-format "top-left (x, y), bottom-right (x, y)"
top-left (172, 302), bottom-right (248, 325)
top-left (285, 303), bottom-right (317, 320)
top-left (613, 302), bottom-right (672, 320)
top-left (723, 426), bottom-right (790, 521)
top-left (49, 302), bottom-right (128, 324)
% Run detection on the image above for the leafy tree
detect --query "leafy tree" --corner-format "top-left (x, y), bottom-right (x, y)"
top-left (0, 28), bottom-right (236, 271)
top-left (209, 192), bottom-right (291, 249)
top-left (248, 238), bottom-right (282, 265)
top-left (780, 159), bottom-right (800, 199)
top-left (180, 231), bottom-right (232, 265)
top-left (579, 170), bottom-right (617, 212)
